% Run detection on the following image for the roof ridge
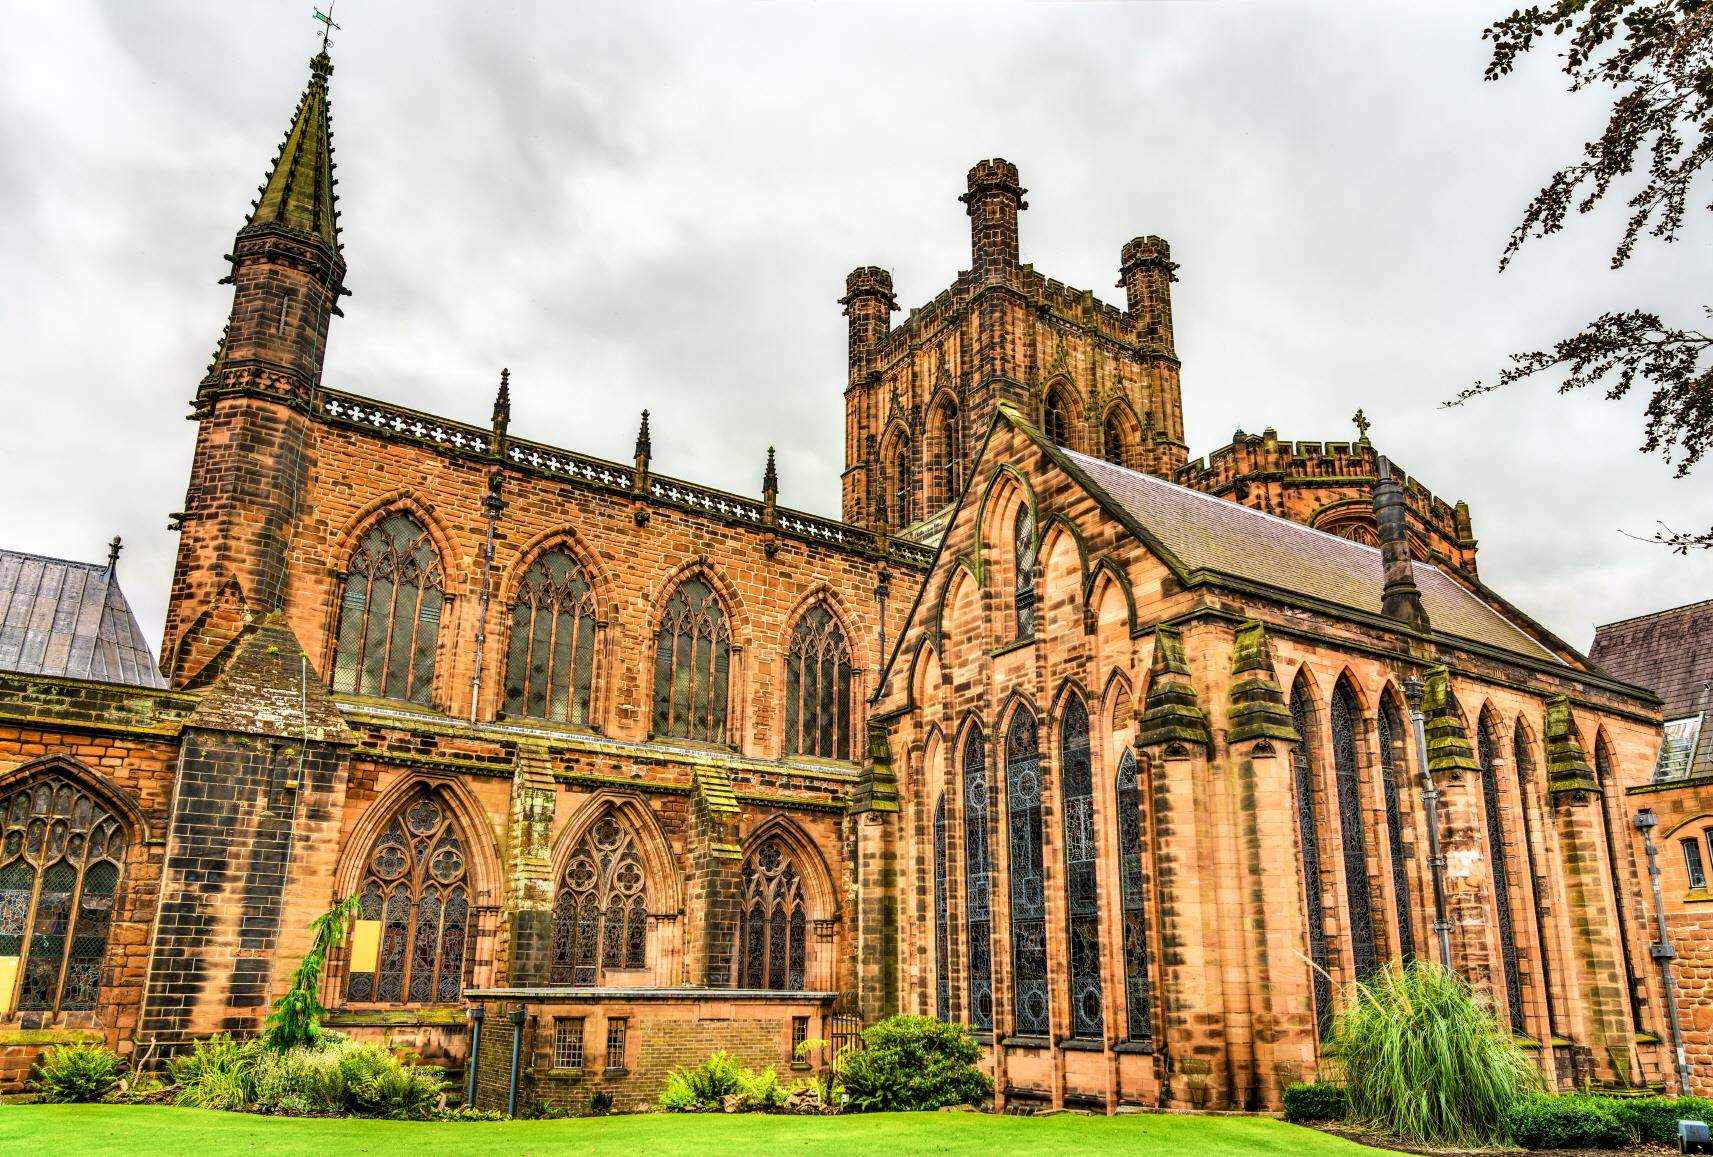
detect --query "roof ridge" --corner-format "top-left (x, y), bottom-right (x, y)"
top-left (1593, 597), bottom-right (1713, 632)
top-left (0, 546), bottom-right (111, 573)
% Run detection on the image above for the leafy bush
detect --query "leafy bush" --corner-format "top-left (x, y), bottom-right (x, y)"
top-left (254, 1040), bottom-right (344, 1113)
top-left (1598, 1095), bottom-right (1713, 1146)
top-left (30, 1042), bottom-right (126, 1103)
top-left (1282, 1081), bottom-right (1348, 1123)
top-left (333, 1042), bottom-right (445, 1120)
top-left (1507, 1094), bottom-right (1628, 1150)
top-left (433, 1106), bottom-right (506, 1122)
top-left (170, 1034), bottom-right (261, 1111)
top-left (1328, 961), bottom-right (1537, 1148)
top-left (835, 1015), bottom-right (993, 1113)
top-left (739, 1065), bottom-right (787, 1110)
top-left (658, 1049), bottom-right (747, 1111)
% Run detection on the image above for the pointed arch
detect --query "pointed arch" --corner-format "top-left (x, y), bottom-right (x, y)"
top-left (735, 818), bottom-right (835, 990)
top-left (741, 815), bottom-right (840, 919)
top-left (1083, 558), bottom-right (1138, 635)
top-left (1376, 684), bottom-right (1417, 963)
top-left (330, 501), bottom-right (448, 706)
top-left (1005, 702), bottom-right (1050, 1035)
top-left (926, 388), bottom-right (963, 511)
top-left (1114, 741), bottom-right (1155, 1041)
top-left (782, 593), bottom-right (857, 761)
top-left (1102, 668), bottom-right (1136, 736)
top-left (1100, 398), bottom-right (1143, 469)
top-left (1331, 676), bottom-right (1378, 980)
top-left (972, 465), bottom-right (1037, 578)
top-left (1042, 378), bottom-right (1082, 449)
top-left (548, 799), bottom-right (665, 984)
top-left (1475, 705), bottom-right (1526, 1032)
top-left (1513, 714), bottom-right (1562, 1044)
top-left (651, 567), bottom-right (736, 744)
top-left (501, 535), bottom-right (601, 727)
top-left (0, 755), bottom-right (151, 845)
top-left (551, 792), bottom-right (683, 914)
top-left (1057, 688), bottom-right (1103, 1037)
top-left (908, 638), bottom-right (943, 716)
top-left (1289, 671), bottom-right (1333, 1028)
top-left (879, 419), bottom-right (915, 530)
top-left (336, 775), bottom-right (501, 905)
top-left (959, 717), bottom-right (994, 1031)
top-left (0, 760), bottom-right (136, 1014)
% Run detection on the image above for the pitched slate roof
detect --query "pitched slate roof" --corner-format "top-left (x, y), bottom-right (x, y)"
top-left (0, 548), bottom-right (165, 688)
top-left (1591, 600), bottom-right (1713, 721)
top-left (1054, 446), bottom-right (1564, 664)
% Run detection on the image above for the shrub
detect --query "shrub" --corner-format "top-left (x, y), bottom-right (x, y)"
top-left (1507, 1094), bottom-right (1627, 1150)
top-left (1598, 1095), bottom-right (1713, 1146)
top-left (434, 1106), bottom-right (506, 1122)
top-left (253, 1039), bottom-right (346, 1113)
top-left (333, 1042), bottom-right (445, 1120)
top-left (835, 1015), bottom-right (993, 1113)
top-left (739, 1065), bottom-right (787, 1110)
top-left (1327, 961), bottom-right (1537, 1148)
top-left (31, 1042), bottom-right (126, 1103)
top-left (1282, 1081), bottom-right (1348, 1123)
top-left (170, 1034), bottom-right (261, 1111)
top-left (658, 1049), bottom-right (747, 1111)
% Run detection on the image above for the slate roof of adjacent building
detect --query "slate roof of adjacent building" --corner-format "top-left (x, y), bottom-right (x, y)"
top-left (1590, 599), bottom-right (1713, 776)
top-left (0, 548), bottom-right (165, 688)
top-left (1054, 446), bottom-right (1566, 665)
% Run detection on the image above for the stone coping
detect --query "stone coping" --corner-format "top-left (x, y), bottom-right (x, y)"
top-left (465, 987), bottom-right (838, 1003)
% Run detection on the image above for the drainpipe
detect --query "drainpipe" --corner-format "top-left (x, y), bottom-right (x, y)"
top-left (506, 1007), bottom-right (527, 1118)
top-left (1636, 809), bottom-right (1692, 1094)
top-left (465, 1006), bottom-right (485, 1108)
top-left (1403, 675), bottom-right (1454, 970)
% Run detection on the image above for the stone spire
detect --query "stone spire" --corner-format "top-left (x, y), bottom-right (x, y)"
top-left (762, 446), bottom-right (779, 504)
top-left (243, 51), bottom-right (342, 260)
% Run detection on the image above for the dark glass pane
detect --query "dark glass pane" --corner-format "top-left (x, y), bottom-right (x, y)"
top-left (1479, 720), bottom-right (1526, 1033)
top-left (768, 907), bottom-right (788, 990)
top-left (1378, 703), bottom-right (1417, 963)
top-left (1116, 751), bottom-right (1153, 1041)
top-left (0, 858), bottom-right (35, 957)
top-left (934, 795), bottom-right (950, 1022)
top-left (1007, 711), bottom-right (1049, 1036)
top-left (963, 729), bottom-right (993, 1031)
top-left (789, 910), bottom-right (806, 991)
top-left (1291, 683), bottom-right (1332, 1031)
top-left (1332, 688), bottom-right (1377, 979)
top-left (1014, 505), bottom-right (1036, 638)
top-left (1060, 697), bottom-right (1102, 1037)
top-left (438, 889), bottom-right (468, 1003)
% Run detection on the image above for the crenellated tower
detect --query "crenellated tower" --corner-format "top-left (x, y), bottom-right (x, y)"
top-left (161, 51), bottom-right (347, 685)
top-left (841, 159), bottom-right (1188, 533)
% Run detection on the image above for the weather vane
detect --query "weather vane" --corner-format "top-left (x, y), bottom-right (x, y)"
top-left (313, 2), bottom-right (340, 52)
top-left (1352, 408), bottom-right (1371, 440)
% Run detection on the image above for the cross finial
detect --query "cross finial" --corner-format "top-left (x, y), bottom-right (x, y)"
top-left (313, 3), bottom-right (341, 53)
top-left (1352, 408), bottom-right (1372, 441)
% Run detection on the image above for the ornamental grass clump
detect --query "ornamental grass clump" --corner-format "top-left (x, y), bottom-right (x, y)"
top-left (1327, 960), bottom-right (1537, 1148)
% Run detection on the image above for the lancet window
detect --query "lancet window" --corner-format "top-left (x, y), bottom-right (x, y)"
top-left (1513, 723), bottom-right (1560, 1039)
top-left (332, 513), bottom-right (444, 705)
top-left (737, 838), bottom-right (807, 991)
top-left (1331, 686), bottom-right (1378, 979)
top-left (1103, 412), bottom-right (1127, 467)
top-left (1060, 696), bottom-right (1104, 1038)
top-left (0, 776), bottom-right (125, 1015)
top-left (1290, 680), bottom-right (1333, 1029)
top-left (963, 727), bottom-right (993, 1031)
top-left (785, 606), bottom-right (853, 760)
top-left (1377, 699), bottom-right (1416, 962)
top-left (1116, 750), bottom-right (1155, 1041)
top-left (1014, 504), bottom-right (1037, 638)
top-left (503, 549), bottom-right (597, 725)
top-left (549, 813), bottom-right (649, 984)
top-left (652, 578), bottom-right (731, 744)
top-left (930, 400), bottom-right (960, 508)
top-left (1044, 390), bottom-right (1069, 446)
top-left (934, 794), bottom-right (950, 1022)
top-left (345, 790), bottom-right (470, 1004)
top-left (1477, 717), bottom-right (1526, 1032)
top-left (1007, 709), bottom-right (1049, 1036)
top-left (1593, 739), bottom-right (1644, 1030)
top-left (894, 447), bottom-right (913, 529)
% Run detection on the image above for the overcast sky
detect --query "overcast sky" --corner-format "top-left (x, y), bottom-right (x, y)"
top-left (2, 0), bottom-right (1707, 655)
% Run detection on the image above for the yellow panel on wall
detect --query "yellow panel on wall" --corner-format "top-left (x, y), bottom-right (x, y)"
top-left (0, 957), bottom-right (19, 1016)
top-left (350, 920), bottom-right (381, 973)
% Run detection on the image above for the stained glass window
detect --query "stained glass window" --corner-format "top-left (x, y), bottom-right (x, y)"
top-left (1378, 700), bottom-right (1416, 962)
top-left (652, 578), bottom-right (731, 744)
top-left (1513, 723), bottom-right (1560, 1038)
top-left (1060, 696), bottom-right (1103, 1037)
top-left (963, 728), bottom-right (993, 1031)
top-left (1007, 710), bottom-right (1049, 1037)
top-left (549, 813), bottom-right (649, 984)
top-left (332, 513), bottom-right (444, 705)
top-left (737, 837), bottom-right (807, 990)
top-left (344, 789), bottom-right (470, 1004)
top-left (1103, 413), bottom-right (1127, 467)
top-left (502, 549), bottom-right (597, 725)
top-left (1331, 686), bottom-right (1378, 979)
top-left (1477, 717), bottom-right (1526, 1033)
top-left (1116, 750), bottom-right (1154, 1041)
top-left (1014, 504), bottom-right (1037, 638)
top-left (1290, 681), bottom-right (1332, 1030)
top-left (785, 606), bottom-right (853, 760)
top-left (934, 793), bottom-right (951, 1022)
top-left (0, 775), bottom-right (125, 1015)
top-left (931, 401), bottom-right (961, 508)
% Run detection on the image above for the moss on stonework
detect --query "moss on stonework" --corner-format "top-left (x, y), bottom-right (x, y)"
top-left (1226, 622), bottom-right (1299, 745)
top-left (851, 719), bottom-right (900, 813)
top-left (1544, 694), bottom-right (1598, 794)
top-left (1421, 665), bottom-right (1480, 775)
top-left (1137, 625), bottom-right (1210, 749)
top-left (0, 1029), bottom-right (104, 1047)
top-left (693, 765), bottom-right (741, 818)
top-left (323, 1009), bottom-right (468, 1027)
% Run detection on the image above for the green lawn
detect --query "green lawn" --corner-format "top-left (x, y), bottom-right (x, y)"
top-left (0, 1104), bottom-right (1368, 1155)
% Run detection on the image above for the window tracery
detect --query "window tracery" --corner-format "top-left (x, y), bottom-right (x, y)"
top-left (550, 813), bottom-right (649, 984)
top-left (1060, 696), bottom-right (1103, 1038)
top-left (1290, 681), bottom-right (1332, 1029)
top-left (1014, 504), bottom-right (1037, 638)
top-left (962, 727), bottom-right (993, 1031)
top-left (503, 549), bottom-right (597, 725)
top-left (737, 837), bottom-right (807, 991)
top-left (785, 606), bottom-right (853, 760)
top-left (0, 775), bottom-right (125, 1015)
top-left (652, 578), bottom-right (731, 744)
top-left (332, 513), bottom-right (444, 705)
top-left (1378, 700), bottom-right (1417, 962)
top-left (1007, 709), bottom-right (1049, 1036)
top-left (1331, 686), bottom-right (1378, 979)
top-left (1115, 750), bottom-right (1154, 1041)
top-left (345, 789), bottom-right (470, 1004)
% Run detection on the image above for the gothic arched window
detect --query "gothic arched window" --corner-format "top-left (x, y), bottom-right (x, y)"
top-left (934, 792), bottom-right (951, 1022)
top-left (785, 606), bottom-right (853, 760)
top-left (1007, 709), bottom-right (1049, 1036)
top-left (1103, 412), bottom-right (1127, 467)
top-left (1331, 684), bottom-right (1378, 979)
top-left (0, 776), bottom-right (125, 1015)
top-left (963, 727), bottom-right (993, 1031)
top-left (503, 549), bottom-right (597, 725)
top-left (1044, 389), bottom-right (1069, 445)
top-left (550, 813), bottom-right (649, 984)
top-left (1513, 721), bottom-right (1561, 1039)
top-left (1115, 750), bottom-right (1154, 1041)
top-left (1377, 697), bottom-right (1416, 962)
top-left (1014, 503), bottom-right (1037, 638)
top-left (332, 513), bottom-right (444, 705)
top-left (345, 789), bottom-right (470, 1004)
top-left (652, 578), bottom-right (731, 744)
top-left (894, 446), bottom-right (914, 529)
top-left (737, 838), bottom-right (808, 991)
top-left (930, 400), bottom-right (960, 508)
top-left (1478, 714), bottom-right (1525, 1033)
top-left (1290, 679), bottom-right (1332, 1029)
top-left (1060, 695), bottom-right (1103, 1038)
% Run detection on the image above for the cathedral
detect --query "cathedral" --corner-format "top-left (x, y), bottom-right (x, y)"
top-left (0, 47), bottom-right (1695, 1113)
